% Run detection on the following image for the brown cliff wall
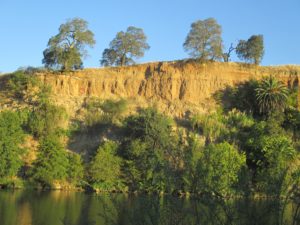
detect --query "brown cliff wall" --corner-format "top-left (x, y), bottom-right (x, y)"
top-left (37, 60), bottom-right (300, 117)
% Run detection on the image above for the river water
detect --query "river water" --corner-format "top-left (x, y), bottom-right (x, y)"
top-left (0, 190), bottom-right (298, 225)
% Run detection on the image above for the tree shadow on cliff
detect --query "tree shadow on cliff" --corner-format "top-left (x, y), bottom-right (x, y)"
top-left (67, 120), bottom-right (124, 162)
top-left (144, 62), bottom-right (164, 79)
top-left (213, 79), bottom-right (260, 116)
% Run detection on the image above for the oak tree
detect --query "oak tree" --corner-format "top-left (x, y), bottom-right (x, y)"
top-left (42, 18), bottom-right (95, 71)
top-left (183, 18), bottom-right (223, 60)
top-left (236, 35), bottom-right (264, 65)
top-left (101, 26), bottom-right (150, 66)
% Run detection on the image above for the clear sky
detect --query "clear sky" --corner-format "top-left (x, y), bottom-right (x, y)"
top-left (0, 0), bottom-right (299, 72)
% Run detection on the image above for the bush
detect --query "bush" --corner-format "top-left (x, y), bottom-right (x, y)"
top-left (197, 142), bottom-right (246, 196)
top-left (191, 112), bottom-right (226, 145)
top-left (122, 108), bottom-right (177, 192)
top-left (28, 102), bottom-right (67, 138)
top-left (84, 98), bottom-right (128, 128)
top-left (88, 141), bottom-right (124, 191)
top-left (7, 71), bottom-right (39, 101)
top-left (0, 111), bottom-right (25, 183)
top-left (254, 135), bottom-right (297, 196)
top-left (30, 135), bottom-right (69, 186)
top-left (67, 152), bottom-right (84, 186)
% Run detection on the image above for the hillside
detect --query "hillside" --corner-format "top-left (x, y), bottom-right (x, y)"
top-left (33, 60), bottom-right (300, 118)
top-left (1, 60), bottom-right (300, 194)
top-left (1, 60), bottom-right (300, 119)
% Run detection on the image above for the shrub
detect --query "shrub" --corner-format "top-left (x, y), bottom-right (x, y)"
top-left (30, 135), bottom-right (69, 186)
top-left (88, 141), bottom-right (124, 191)
top-left (67, 152), bottom-right (84, 186)
top-left (0, 111), bottom-right (25, 184)
top-left (197, 142), bottom-right (246, 196)
top-left (7, 71), bottom-right (39, 100)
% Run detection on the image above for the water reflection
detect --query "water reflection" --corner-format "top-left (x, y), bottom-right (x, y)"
top-left (0, 190), bottom-right (299, 225)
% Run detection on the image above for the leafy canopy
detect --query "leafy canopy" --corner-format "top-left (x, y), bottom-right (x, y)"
top-left (183, 18), bottom-right (223, 60)
top-left (101, 26), bottom-right (150, 66)
top-left (236, 35), bottom-right (264, 65)
top-left (43, 18), bottom-right (95, 70)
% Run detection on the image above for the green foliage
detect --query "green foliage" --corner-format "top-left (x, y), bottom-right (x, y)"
top-left (254, 135), bottom-right (297, 196)
top-left (124, 107), bottom-right (174, 149)
top-left (236, 35), bottom-right (264, 65)
top-left (84, 98), bottom-right (104, 127)
top-left (7, 71), bottom-right (39, 100)
top-left (122, 108), bottom-right (176, 192)
top-left (215, 80), bottom-right (260, 115)
top-left (122, 139), bottom-right (148, 190)
top-left (191, 112), bottom-right (226, 144)
top-left (222, 109), bottom-right (255, 145)
top-left (84, 98), bottom-right (128, 128)
top-left (31, 135), bottom-right (69, 186)
top-left (0, 111), bottom-right (25, 183)
top-left (124, 139), bottom-right (167, 192)
top-left (28, 101), bottom-right (67, 138)
top-left (255, 76), bottom-right (289, 115)
top-left (197, 142), bottom-right (246, 196)
top-left (101, 26), bottom-right (150, 66)
top-left (183, 18), bottom-right (223, 60)
top-left (88, 141), bottom-right (124, 191)
top-left (100, 99), bottom-right (128, 124)
top-left (183, 136), bottom-right (203, 193)
top-left (67, 152), bottom-right (84, 185)
top-left (43, 18), bottom-right (95, 70)
top-left (283, 107), bottom-right (300, 140)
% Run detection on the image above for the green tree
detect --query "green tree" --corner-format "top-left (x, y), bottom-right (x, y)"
top-left (183, 18), bottom-right (223, 60)
top-left (236, 35), bottom-right (264, 65)
top-left (101, 26), bottom-right (150, 66)
top-left (254, 135), bottom-right (297, 196)
top-left (183, 136), bottom-right (203, 193)
top-left (67, 152), bottom-right (84, 186)
top-left (122, 108), bottom-right (175, 191)
top-left (255, 76), bottom-right (289, 115)
top-left (27, 86), bottom-right (68, 138)
top-left (31, 135), bottom-right (69, 186)
top-left (0, 111), bottom-right (25, 184)
top-left (88, 141), bottom-right (124, 191)
top-left (197, 142), bottom-right (246, 196)
top-left (43, 18), bottom-right (95, 70)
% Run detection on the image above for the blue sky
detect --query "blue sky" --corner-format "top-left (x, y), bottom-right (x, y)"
top-left (0, 0), bottom-right (299, 72)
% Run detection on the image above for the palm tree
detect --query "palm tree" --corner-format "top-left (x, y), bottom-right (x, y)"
top-left (255, 76), bottom-right (289, 114)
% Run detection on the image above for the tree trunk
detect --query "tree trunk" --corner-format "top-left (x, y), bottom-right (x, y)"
top-left (121, 54), bottom-right (126, 66)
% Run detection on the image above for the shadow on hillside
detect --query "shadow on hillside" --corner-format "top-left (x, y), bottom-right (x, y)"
top-left (67, 122), bottom-right (124, 162)
top-left (213, 79), bottom-right (260, 115)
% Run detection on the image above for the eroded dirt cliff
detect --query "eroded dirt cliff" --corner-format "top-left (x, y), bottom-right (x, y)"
top-left (37, 60), bottom-right (300, 118)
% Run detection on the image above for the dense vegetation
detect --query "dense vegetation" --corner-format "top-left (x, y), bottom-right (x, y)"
top-left (1, 71), bottom-right (300, 203)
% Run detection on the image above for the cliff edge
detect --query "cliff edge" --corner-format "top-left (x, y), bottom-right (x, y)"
top-left (34, 60), bottom-right (300, 117)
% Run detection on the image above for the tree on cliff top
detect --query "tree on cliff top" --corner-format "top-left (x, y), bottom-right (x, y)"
top-left (42, 18), bottom-right (95, 71)
top-left (236, 35), bottom-right (264, 65)
top-left (101, 26), bottom-right (150, 67)
top-left (183, 18), bottom-right (223, 61)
